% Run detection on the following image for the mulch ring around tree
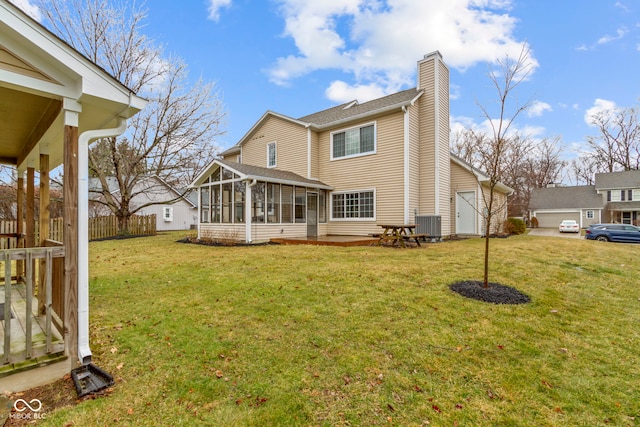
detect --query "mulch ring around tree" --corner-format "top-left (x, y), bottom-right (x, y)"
top-left (449, 281), bottom-right (531, 305)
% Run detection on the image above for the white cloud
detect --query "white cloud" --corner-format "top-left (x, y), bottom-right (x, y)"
top-left (527, 101), bottom-right (552, 117)
top-left (11, 0), bottom-right (41, 21)
top-left (325, 80), bottom-right (387, 103)
top-left (597, 27), bottom-right (627, 45)
top-left (207, 0), bottom-right (232, 22)
top-left (268, 0), bottom-right (535, 102)
top-left (584, 99), bottom-right (618, 126)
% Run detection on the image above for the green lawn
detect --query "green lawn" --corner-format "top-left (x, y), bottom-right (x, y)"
top-left (40, 232), bottom-right (640, 426)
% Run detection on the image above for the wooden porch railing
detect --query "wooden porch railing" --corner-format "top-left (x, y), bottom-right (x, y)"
top-left (2, 245), bottom-right (65, 366)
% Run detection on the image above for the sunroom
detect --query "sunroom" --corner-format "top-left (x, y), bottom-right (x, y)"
top-left (190, 159), bottom-right (333, 243)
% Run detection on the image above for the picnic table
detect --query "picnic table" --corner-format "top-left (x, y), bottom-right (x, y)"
top-left (374, 224), bottom-right (428, 247)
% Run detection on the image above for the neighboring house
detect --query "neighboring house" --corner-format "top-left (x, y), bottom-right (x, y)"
top-left (190, 52), bottom-right (513, 242)
top-left (89, 176), bottom-right (198, 231)
top-left (529, 185), bottom-right (603, 228)
top-left (529, 170), bottom-right (640, 227)
top-left (595, 170), bottom-right (640, 225)
top-left (1, 0), bottom-right (145, 389)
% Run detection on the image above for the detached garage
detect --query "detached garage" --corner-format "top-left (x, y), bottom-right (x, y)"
top-left (530, 185), bottom-right (603, 229)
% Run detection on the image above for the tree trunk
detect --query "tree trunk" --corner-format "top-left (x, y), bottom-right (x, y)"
top-left (484, 213), bottom-right (491, 288)
top-left (117, 214), bottom-right (131, 236)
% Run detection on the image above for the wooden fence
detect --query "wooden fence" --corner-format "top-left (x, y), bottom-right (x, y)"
top-left (0, 214), bottom-right (156, 248)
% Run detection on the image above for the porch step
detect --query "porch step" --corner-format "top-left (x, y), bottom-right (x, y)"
top-left (0, 351), bottom-right (66, 378)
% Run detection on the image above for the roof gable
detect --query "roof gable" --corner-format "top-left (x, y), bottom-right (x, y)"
top-left (595, 170), bottom-right (640, 190)
top-left (298, 88), bottom-right (423, 127)
top-left (221, 87), bottom-right (424, 156)
top-left (530, 185), bottom-right (603, 210)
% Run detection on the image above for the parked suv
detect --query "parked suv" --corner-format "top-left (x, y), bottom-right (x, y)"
top-left (585, 224), bottom-right (640, 243)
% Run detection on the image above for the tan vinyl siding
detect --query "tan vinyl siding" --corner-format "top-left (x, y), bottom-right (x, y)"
top-left (437, 59), bottom-right (451, 235)
top-left (408, 104), bottom-right (421, 219)
top-left (418, 58), bottom-right (436, 217)
top-left (241, 116), bottom-right (308, 176)
top-left (487, 188), bottom-right (508, 234)
top-left (319, 112), bottom-right (405, 234)
top-left (199, 224), bottom-right (246, 242)
top-left (310, 130), bottom-right (319, 179)
top-left (450, 161), bottom-right (480, 233)
top-left (0, 46), bottom-right (57, 83)
top-left (250, 224), bottom-right (306, 242)
top-left (225, 154), bottom-right (240, 163)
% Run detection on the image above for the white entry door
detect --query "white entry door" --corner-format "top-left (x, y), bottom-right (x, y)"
top-left (456, 191), bottom-right (476, 234)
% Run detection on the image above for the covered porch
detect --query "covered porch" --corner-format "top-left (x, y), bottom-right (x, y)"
top-left (1, 0), bottom-right (145, 390)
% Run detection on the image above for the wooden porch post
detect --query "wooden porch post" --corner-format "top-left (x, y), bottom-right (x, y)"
top-left (39, 154), bottom-right (50, 314)
top-left (26, 167), bottom-right (35, 249)
top-left (16, 172), bottom-right (25, 279)
top-left (64, 124), bottom-right (79, 365)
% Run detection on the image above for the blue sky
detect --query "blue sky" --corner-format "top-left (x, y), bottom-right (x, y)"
top-left (17, 0), bottom-right (640, 167)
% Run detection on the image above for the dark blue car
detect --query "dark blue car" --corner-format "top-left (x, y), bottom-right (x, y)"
top-left (585, 224), bottom-right (640, 243)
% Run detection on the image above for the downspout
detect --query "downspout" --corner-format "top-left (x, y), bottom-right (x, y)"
top-left (197, 187), bottom-right (202, 239)
top-left (77, 116), bottom-right (128, 364)
top-left (306, 126), bottom-right (312, 179)
top-left (402, 106), bottom-right (410, 224)
top-left (246, 179), bottom-right (257, 243)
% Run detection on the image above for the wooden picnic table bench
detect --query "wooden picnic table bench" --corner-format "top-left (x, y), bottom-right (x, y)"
top-left (377, 224), bottom-right (427, 247)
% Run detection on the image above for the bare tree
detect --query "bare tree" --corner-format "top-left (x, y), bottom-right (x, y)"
top-left (470, 45), bottom-right (535, 287)
top-left (39, 0), bottom-right (225, 233)
top-left (569, 155), bottom-right (599, 185)
top-left (586, 106), bottom-right (640, 172)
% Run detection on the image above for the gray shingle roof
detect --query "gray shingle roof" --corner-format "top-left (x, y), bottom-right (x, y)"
top-left (298, 88), bottom-right (423, 127)
top-left (595, 170), bottom-right (640, 189)
top-left (217, 159), bottom-right (332, 190)
top-left (529, 185), bottom-right (604, 209)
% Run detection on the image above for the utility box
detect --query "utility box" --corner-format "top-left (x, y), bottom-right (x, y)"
top-left (415, 215), bottom-right (441, 242)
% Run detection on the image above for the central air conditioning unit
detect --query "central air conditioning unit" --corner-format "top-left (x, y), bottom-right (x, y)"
top-left (415, 215), bottom-right (442, 242)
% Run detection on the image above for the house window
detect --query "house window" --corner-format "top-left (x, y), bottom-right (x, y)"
top-left (163, 206), bottom-right (173, 222)
top-left (331, 123), bottom-right (375, 160)
top-left (611, 190), bottom-right (622, 202)
top-left (634, 189), bottom-right (640, 201)
top-left (331, 190), bottom-right (375, 220)
top-left (586, 210), bottom-right (594, 219)
top-left (267, 142), bottom-right (277, 168)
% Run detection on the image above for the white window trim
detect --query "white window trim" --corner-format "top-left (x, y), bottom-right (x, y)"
top-left (267, 141), bottom-right (277, 168)
top-left (330, 121), bottom-right (377, 161)
top-left (163, 206), bottom-right (174, 222)
top-left (586, 210), bottom-right (594, 219)
top-left (330, 188), bottom-right (376, 221)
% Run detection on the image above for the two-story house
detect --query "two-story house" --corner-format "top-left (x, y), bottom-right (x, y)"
top-left (190, 52), bottom-right (512, 243)
top-left (529, 170), bottom-right (640, 227)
